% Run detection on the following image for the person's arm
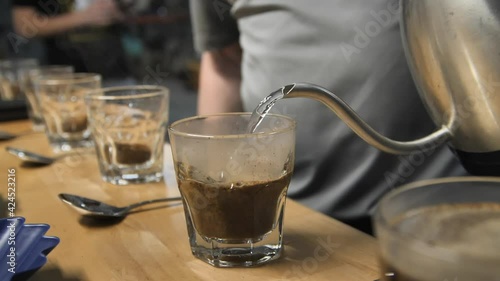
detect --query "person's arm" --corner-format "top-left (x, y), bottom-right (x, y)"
top-left (189, 0), bottom-right (242, 115)
top-left (12, 0), bottom-right (123, 38)
top-left (198, 42), bottom-right (243, 115)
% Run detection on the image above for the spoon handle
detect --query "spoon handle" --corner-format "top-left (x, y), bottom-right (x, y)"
top-left (127, 197), bottom-right (182, 210)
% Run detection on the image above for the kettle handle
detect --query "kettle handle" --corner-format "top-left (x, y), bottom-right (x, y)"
top-left (282, 83), bottom-right (451, 154)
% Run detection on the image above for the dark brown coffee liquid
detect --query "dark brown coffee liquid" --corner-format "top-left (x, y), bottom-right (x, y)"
top-left (10, 84), bottom-right (22, 99)
top-left (114, 143), bottom-right (152, 164)
top-left (62, 116), bottom-right (88, 133)
top-left (178, 173), bottom-right (291, 240)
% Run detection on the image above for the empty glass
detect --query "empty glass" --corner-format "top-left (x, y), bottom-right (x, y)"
top-left (35, 73), bottom-right (101, 151)
top-left (85, 85), bottom-right (170, 185)
top-left (19, 65), bottom-right (75, 131)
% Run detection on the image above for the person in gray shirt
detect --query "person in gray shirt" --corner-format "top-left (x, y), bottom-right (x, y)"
top-left (189, 0), bottom-right (467, 233)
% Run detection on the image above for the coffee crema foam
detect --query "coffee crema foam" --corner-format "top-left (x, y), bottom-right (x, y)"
top-left (383, 203), bottom-right (500, 281)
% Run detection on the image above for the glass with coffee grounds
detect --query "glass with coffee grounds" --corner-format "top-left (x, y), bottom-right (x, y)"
top-left (168, 113), bottom-right (296, 267)
top-left (35, 73), bottom-right (101, 151)
top-left (374, 177), bottom-right (500, 281)
top-left (20, 65), bottom-right (75, 131)
top-left (85, 85), bottom-right (169, 185)
top-left (0, 58), bottom-right (39, 101)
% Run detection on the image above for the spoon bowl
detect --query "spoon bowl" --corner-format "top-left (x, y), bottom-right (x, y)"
top-left (58, 193), bottom-right (182, 219)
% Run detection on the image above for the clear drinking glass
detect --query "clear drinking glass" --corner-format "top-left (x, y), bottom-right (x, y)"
top-left (374, 177), bottom-right (500, 281)
top-left (19, 65), bottom-right (75, 131)
top-left (168, 113), bottom-right (296, 267)
top-left (0, 58), bottom-right (39, 101)
top-left (35, 73), bottom-right (101, 151)
top-left (85, 85), bottom-right (170, 185)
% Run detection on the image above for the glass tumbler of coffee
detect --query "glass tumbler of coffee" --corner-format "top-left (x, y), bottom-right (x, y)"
top-left (85, 86), bottom-right (170, 185)
top-left (35, 73), bottom-right (101, 152)
top-left (168, 113), bottom-right (296, 267)
top-left (0, 58), bottom-right (39, 101)
top-left (374, 177), bottom-right (500, 281)
top-left (19, 65), bottom-right (75, 131)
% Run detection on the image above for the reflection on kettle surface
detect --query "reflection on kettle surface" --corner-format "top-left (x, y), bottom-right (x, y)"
top-left (401, 0), bottom-right (500, 175)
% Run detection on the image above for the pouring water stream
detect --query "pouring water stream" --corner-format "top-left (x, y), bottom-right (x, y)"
top-left (248, 83), bottom-right (450, 154)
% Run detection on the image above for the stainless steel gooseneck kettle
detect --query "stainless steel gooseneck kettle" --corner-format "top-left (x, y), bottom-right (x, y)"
top-left (271, 0), bottom-right (500, 176)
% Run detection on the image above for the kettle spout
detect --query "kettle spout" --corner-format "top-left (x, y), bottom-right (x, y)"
top-left (281, 83), bottom-right (451, 154)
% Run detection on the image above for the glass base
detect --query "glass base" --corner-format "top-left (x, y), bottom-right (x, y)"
top-left (31, 121), bottom-right (45, 132)
top-left (101, 171), bottom-right (163, 185)
top-left (191, 241), bottom-right (282, 268)
top-left (28, 114), bottom-right (45, 132)
top-left (186, 205), bottom-right (285, 267)
top-left (49, 139), bottom-right (94, 152)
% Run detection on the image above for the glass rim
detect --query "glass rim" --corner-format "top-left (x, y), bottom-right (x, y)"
top-left (168, 112), bottom-right (296, 139)
top-left (26, 65), bottom-right (75, 77)
top-left (375, 176), bottom-right (500, 242)
top-left (85, 85), bottom-right (170, 101)
top-left (35, 72), bottom-right (101, 85)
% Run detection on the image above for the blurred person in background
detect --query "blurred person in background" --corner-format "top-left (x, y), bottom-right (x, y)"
top-left (11, 0), bottom-right (130, 78)
top-left (190, 0), bottom-right (467, 234)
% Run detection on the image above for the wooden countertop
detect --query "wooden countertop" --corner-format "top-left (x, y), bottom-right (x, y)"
top-left (0, 120), bottom-right (380, 281)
